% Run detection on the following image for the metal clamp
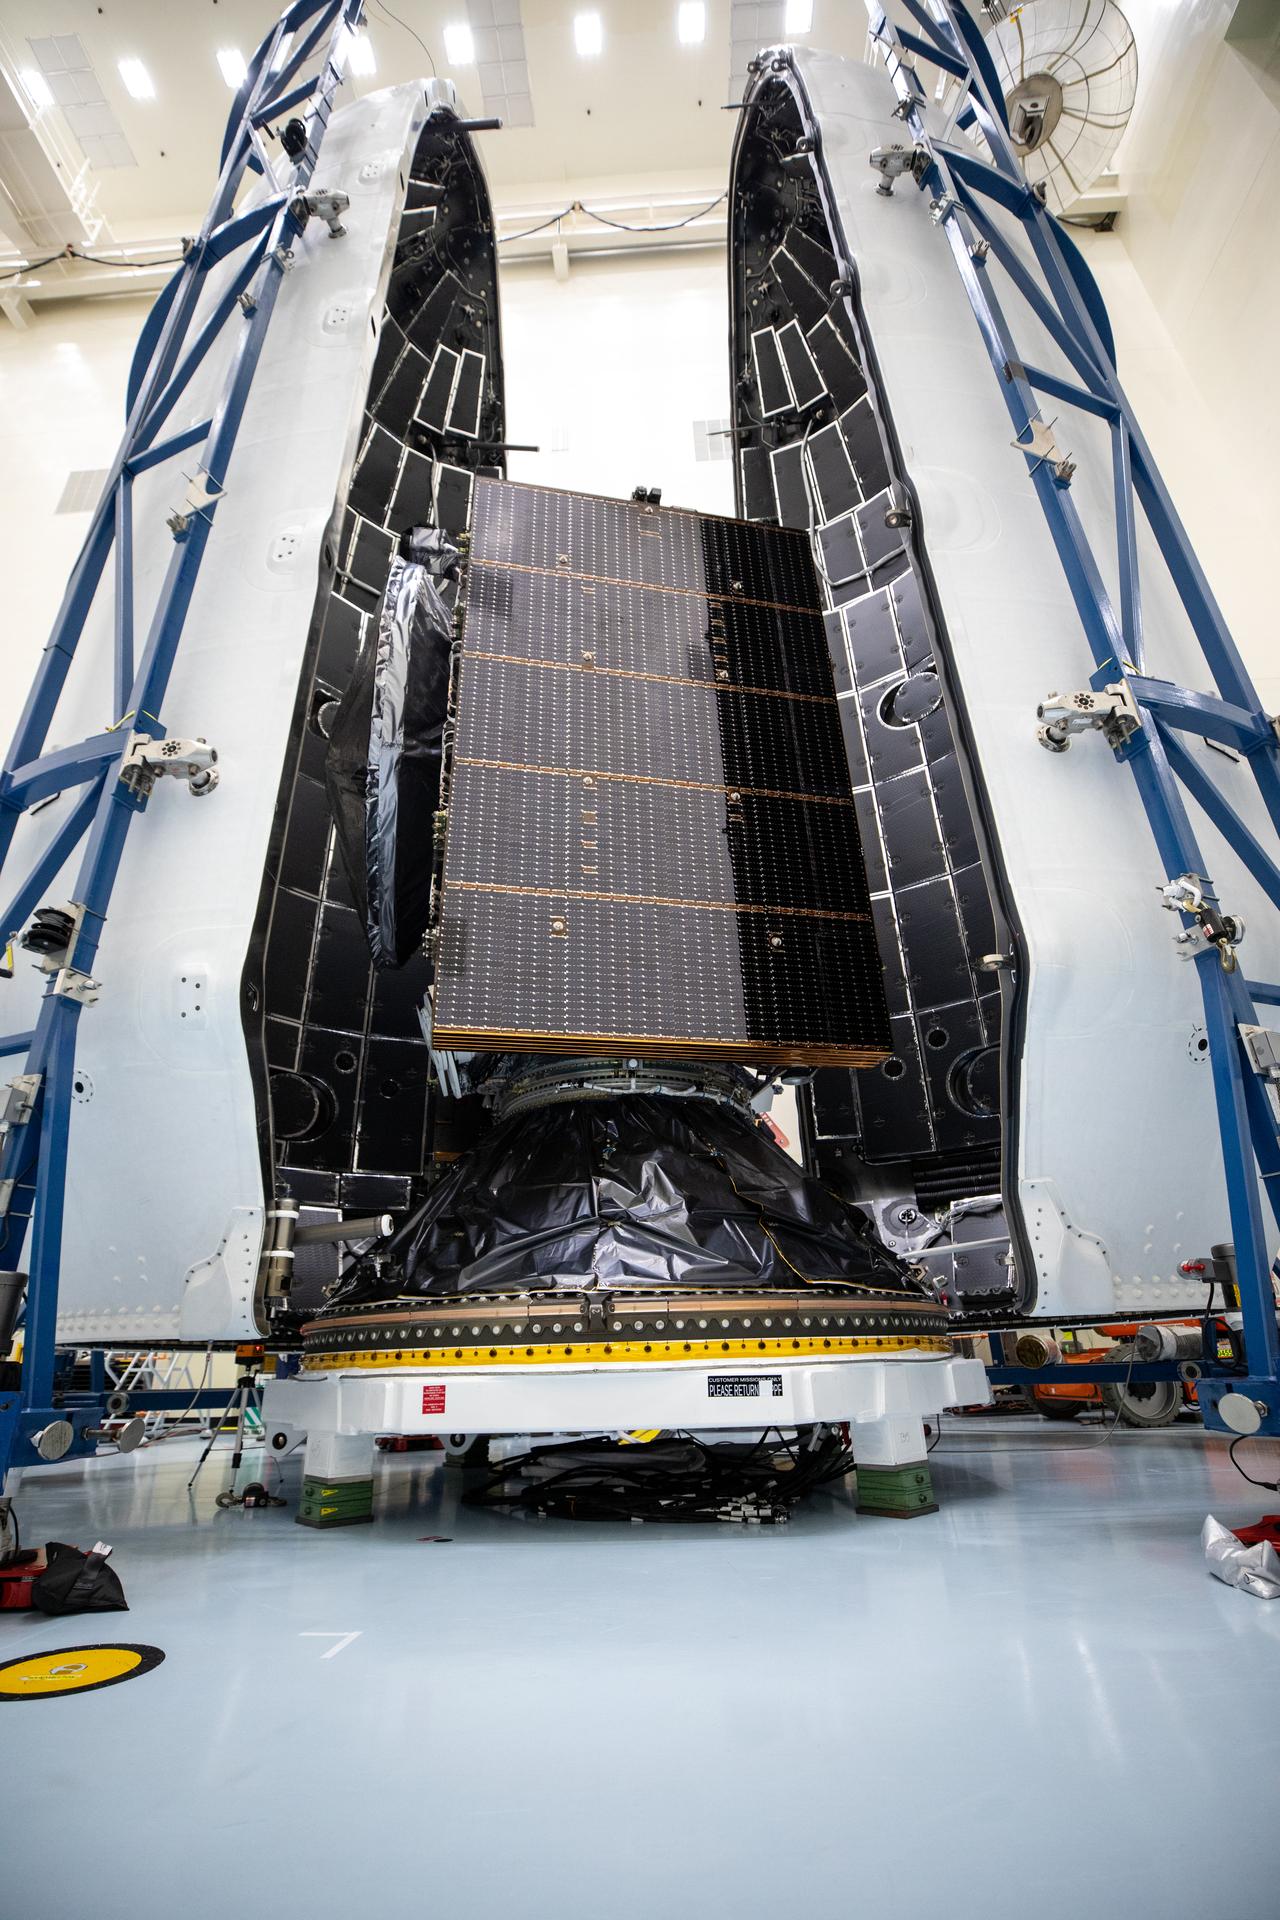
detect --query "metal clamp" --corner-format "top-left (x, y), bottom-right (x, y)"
top-left (884, 482), bottom-right (913, 529)
top-left (890, 74), bottom-right (921, 119)
top-left (1161, 873), bottom-right (1244, 972)
top-left (0, 1073), bottom-right (40, 1134)
top-left (1240, 1024), bottom-right (1280, 1082)
top-left (1013, 416), bottom-right (1075, 485)
top-left (868, 143), bottom-right (928, 195)
top-left (290, 187), bottom-right (350, 237)
top-left (166, 468), bottom-right (225, 539)
top-left (781, 135), bottom-right (818, 172)
top-left (52, 966), bottom-right (101, 1005)
top-left (1036, 682), bottom-right (1140, 752)
top-left (119, 732), bottom-right (219, 799)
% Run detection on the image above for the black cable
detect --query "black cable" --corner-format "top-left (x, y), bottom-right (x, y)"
top-left (164, 1345), bottom-right (214, 1432)
top-left (369, 0), bottom-right (437, 76)
top-left (1, 246), bottom-right (186, 285)
top-left (67, 248), bottom-right (186, 268)
top-left (464, 1424), bottom-right (857, 1523)
top-left (498, 206), bottom-right (575, 243)
top-left (0, 252), bottom-right (62, 283)
top-left (497, 193), bottom-right (727, 246)
top-left (1228, 1436), bottom-right (1280, 1493)
top-left (579, 191), bottom-right (728, 234)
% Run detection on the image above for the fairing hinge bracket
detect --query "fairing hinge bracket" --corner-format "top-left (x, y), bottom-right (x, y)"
top-left (1036, 682), bottom-right (1140, 753)
top-left (119, 732), bottom-right (219, 800)
top-left (290, 187), bottom-right (350, 237)
top-left (869, 143), bottom-right (928, 194)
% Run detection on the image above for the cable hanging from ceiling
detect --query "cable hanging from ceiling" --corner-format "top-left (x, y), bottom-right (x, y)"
top-left (498, 190), bottom-right (728, 245)
top-left (0, 191), bottom-right (731, 286)
top-left (0, 243), bottom-right (188, 285)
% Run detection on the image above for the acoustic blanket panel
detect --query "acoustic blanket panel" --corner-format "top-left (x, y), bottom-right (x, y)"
top-left (432, 478), bottom-right (890, 1064)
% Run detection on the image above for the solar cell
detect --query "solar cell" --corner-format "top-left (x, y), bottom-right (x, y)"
top-left (431, 478), bottom-right (891, 1065)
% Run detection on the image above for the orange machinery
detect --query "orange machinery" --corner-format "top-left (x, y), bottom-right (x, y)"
top-left (1018, 1322), bottom-right (1228, 1427)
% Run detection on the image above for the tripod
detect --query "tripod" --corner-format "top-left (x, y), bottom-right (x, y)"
top-left (187, 1366), bottom-right (263, 1493)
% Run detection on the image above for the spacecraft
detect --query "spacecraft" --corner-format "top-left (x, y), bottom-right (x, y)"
top-left (4, 6), bottom-right (1274, 1474)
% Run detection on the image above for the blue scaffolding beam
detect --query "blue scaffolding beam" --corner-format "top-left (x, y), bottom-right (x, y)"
top-left (0, 0), bottom-right (365, 1479)
top-left (867, 0), bottom-right (1280, 1434)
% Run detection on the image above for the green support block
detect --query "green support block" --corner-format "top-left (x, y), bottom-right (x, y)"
top-left (302, 1475), bottom-right (375, 1505)
top-left (296, 1474), bottom-right (375, 1529)
top-left (297, 1504), bottom-right (375, 1529)
top-left (854, 1461), bottom-right (937, 1518)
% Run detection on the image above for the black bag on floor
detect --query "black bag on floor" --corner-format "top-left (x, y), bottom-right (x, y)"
top-left (31, 1541), bottom-right (128, 1615)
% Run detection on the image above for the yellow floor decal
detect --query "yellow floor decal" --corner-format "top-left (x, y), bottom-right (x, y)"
top-left (0, 1643), bottom-right (164, 1700)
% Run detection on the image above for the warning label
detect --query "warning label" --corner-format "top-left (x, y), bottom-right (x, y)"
top-left (707, 1374), bottom-right (784, 1399)
top-left (421, 1384), bottom-right (447, 1415)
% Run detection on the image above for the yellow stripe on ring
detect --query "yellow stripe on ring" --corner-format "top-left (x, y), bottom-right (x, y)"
top-left (301, 1333), bottom-right (954, 1372)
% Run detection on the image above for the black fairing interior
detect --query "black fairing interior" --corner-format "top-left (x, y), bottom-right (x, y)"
top-left (241, 103), bottom-right (505, 1284)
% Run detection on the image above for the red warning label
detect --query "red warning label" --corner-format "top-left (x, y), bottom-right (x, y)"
top-left (421, 1384), bottom-right (446, 1415)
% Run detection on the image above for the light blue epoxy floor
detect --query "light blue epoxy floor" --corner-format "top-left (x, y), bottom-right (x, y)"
top-left (2, 1418), bottom-right (1279, 1920)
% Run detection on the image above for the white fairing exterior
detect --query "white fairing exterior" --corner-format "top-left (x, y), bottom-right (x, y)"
top-left (8, 45), bottom-right (1268, 1346)
top-left (1, 84), bottom-right (428, 1344)
top-left (792, 49), bottom-right (1280, 1317)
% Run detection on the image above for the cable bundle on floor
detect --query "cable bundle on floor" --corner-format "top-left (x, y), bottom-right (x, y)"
top-left (462, 1426), bottom-right (856, 1525)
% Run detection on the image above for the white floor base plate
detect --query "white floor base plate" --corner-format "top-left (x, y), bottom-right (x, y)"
top-left (262, 1352), bottom-right (989, 1440)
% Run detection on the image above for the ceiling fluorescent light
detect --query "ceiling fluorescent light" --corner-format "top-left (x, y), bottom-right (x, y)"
top-left (444, 22), bottom-right (475, 65)
top-left (574, 11), bottom-right (604, 57)
top-left (20, 68), bottom-right (54, 111)
top-left (677, 2), bottom-right (706, 45)
top-left (216, 48), bottom-right (247, 89)
top-left (117, 57), bottom-right (155, 100)
top-left (349, 32), bottom-right (377, 76)
top-left (784, 0), bottom-right (813, 31)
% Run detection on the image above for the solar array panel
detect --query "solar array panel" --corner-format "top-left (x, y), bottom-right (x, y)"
top-left (431, 479), bottom-right (890, 1065)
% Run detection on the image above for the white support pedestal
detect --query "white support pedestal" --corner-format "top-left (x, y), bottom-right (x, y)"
top-left (303, 1430), bottom-right (375, 1481)
top-left (297, 1429), bottom-right (376, 1529)
top-left (849, 1411), bottom-right (937, 1518)
top-left (850, 1412), bottom-right (928, 1467)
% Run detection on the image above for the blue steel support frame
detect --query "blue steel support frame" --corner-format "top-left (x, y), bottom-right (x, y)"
top-left (0, 0), bottom-right (365, 1480)
top-left (866, 1), bottom-right (1280, 1435)
top-left (988, 1364), bottom-right (1179, 1388)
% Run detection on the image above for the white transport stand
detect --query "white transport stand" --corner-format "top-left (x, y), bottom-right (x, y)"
top-left (264, 1349), bottom-right (988, 1526)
